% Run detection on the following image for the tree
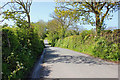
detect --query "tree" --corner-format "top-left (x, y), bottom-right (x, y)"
top-left (0, 0), bottom-right (32, 28)
top-left (46, 19), bottom-right (62, 46)
top-left (47, 19), bottom-right (61, 38)
top-left (65, 27), bottom-right (79, 37)
top-left (31, 20), bottom-right (47, 39)
top-left (55, 1), bottom-right (120, 35)
top-left (50, 11), bottom-right (78, 38)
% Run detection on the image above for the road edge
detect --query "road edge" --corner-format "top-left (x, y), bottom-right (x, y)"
top-left (30, 48), bottom-right (46, 79)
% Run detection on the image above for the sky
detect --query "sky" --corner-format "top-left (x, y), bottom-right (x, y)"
top-left (0, 2), bottom-right (119, 30)
top-left (30, 2), bottom-right (56, 22)
top-left (30, 2), bottom-right (119, 30)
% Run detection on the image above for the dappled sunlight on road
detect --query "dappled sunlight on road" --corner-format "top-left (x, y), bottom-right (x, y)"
top-left (44, 47), bottom-right (116, 65)
top-left (40, 43), bottom-right (118, 78)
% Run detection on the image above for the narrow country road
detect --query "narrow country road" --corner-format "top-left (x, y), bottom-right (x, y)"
top-left (32, 40), bottom-right (118, 78)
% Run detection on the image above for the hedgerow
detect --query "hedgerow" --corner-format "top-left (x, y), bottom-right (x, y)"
top-left (2, 26), bottom-right (44, 79)
top-left (55, 29), bottom-right (119, 61)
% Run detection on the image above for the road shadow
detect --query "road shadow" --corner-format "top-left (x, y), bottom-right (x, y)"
top-left (39, 48), bottom-right (57, 78)
top-left (41, 47), bottom-right (116, 78)
top-left (44, 48), bottom-right (115, 65)
top-left (39, 66), bottom-right (51, 78)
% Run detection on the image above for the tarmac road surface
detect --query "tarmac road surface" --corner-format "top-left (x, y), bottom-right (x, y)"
top-left (32, 40), bottom-right (118, 78)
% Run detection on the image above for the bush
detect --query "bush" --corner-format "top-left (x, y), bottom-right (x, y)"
top-left (55, 29), bottom-right (119, 61)
top-left (93, 37), bottom-right (119, 61)
top-left (46, 33), bottom-right (59, 47)
top-left (2, 27), bottom-right (44, 79)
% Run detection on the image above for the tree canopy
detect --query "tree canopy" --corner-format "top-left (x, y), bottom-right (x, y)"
top-left (55, 1), bottom-right (120, 34)
top-left (0, 0), bottom-right (32, 28)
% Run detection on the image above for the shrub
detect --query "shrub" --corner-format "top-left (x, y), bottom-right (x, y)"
top-left (2, 27), bottom-right (44, 79)
top-left (93, 37), bottom-right (119, 61)
top-left (55, 29), bottom-right (119, 61)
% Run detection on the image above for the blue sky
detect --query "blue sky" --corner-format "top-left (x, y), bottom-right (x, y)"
top-left (30, 2), bottom-right (56, 22)
top-left (30, 2), bottom-right (118, 29)
top-left (0, 2), bottom-right (119, 30)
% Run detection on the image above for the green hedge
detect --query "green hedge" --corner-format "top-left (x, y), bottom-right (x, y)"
top-left (2, 27), bottom-right (44, 79)
top-left (55, 29), bottom-right (119, 61)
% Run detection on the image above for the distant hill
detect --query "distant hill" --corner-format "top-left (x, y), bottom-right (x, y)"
top-left (105, 26), bottom-right (119, 30)
top-left (76, 25), bottom-right (119, 32)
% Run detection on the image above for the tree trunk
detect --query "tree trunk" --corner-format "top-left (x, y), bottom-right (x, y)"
top-left (27, 13), bottom-right (30, 28)
top-left (95, 14), bottom-right (101, 36)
